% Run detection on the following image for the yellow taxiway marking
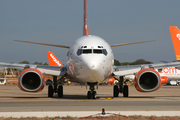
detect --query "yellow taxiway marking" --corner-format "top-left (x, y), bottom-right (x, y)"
top-left (106, 97), bottom-right (112, 100)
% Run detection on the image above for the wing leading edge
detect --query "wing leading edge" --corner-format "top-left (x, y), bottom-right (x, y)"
top-left (0, 62), bottom-right (66, 76)
top-left (113, 62), bottom-right (180, 77)
top-left (14, 40), bottom-right (70, 49)
top-left (111, 40), bottom-right (156, 47)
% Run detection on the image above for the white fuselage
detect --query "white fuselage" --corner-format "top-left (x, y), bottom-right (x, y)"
top-left (67, 35), bottom-right (114, 83)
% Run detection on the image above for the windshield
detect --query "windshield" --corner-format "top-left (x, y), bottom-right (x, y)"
top-left (83, 49), bottom-right (92, 54)
top-left (77, 49), bottom-right (108, 56)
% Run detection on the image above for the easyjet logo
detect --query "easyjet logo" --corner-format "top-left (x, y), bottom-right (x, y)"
top-left (50, 54), bottom-right (62, 66)
top-left (176, 33), bottom-right (180, 40)
top-left (160, 68), bottom-right (177, 74)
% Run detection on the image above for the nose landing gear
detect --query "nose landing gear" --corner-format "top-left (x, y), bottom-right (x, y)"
top-left (87, 82), bottom-right (98, 99)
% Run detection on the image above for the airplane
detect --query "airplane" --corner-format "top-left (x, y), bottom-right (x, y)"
top-left (169, 26), bottom-right (180, 61)
top-left (154, 26), bottom-right (180, 83)
top-left (107, 26), bottom-right (180, 85)
top-left (1, 0), bottom-right (180, 99)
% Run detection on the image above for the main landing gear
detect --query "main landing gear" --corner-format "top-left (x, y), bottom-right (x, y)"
top-left (48, 76), bottom-right (63, 98)
top-left (113, 76), bottom-right (129, 97)
top-left (87, 82), bottom-right (98, 99)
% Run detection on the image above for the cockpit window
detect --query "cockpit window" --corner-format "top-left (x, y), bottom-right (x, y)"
top-left (102, 49), bottom-right (108, 56)
top-left (83, 49), bottom-right (92, 54)
top-left (77, 49), bottom-right (108, 56)
top-left (93, 49), bottom-right (102, 54)
top-left (77, 49), bottom-right (82, 56)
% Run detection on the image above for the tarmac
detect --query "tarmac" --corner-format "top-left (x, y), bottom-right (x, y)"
top-left (0, 84), bottom-right (180, 118)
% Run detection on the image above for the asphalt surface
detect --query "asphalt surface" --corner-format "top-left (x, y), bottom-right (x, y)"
top-left (0, 84), bottom-right (180, 112)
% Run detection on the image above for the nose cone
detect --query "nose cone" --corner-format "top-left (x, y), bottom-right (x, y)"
top-left (83, 56), bottom-right (101, 70)
top-left (73, 55), bottom-right (112, 83)
top-left (80, 55), bottom-right (107, 82)
top-left (89, 63), bottom-right (95, 69)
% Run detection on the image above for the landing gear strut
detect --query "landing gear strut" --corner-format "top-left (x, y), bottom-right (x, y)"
top-left (113, 76), bottom-right (129, 97)
top-left (48, 76), bottom-right (63, 98)
top-left (87, 82), bottom-right (98, 99)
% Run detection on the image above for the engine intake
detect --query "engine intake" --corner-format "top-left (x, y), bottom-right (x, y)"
top-left (134, 68), bottom-right (161, 92)
top-left (18, 68), bottom-right (45, 92)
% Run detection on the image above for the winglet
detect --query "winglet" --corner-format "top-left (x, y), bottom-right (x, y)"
top-left (47, 51), bottom-right (64, 67)
top-left (83, 0), bottom-right (89, 36)
top-left (169, 26), bottom-right (180, 60)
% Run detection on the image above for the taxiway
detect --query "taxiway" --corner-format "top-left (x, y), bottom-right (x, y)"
top-left (0, 84), bottom-right (180, 112)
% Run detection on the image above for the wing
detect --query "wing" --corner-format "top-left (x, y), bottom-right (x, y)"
top-left (113, 62), bottom-right (180, 92)
top-left (111, 40), bottom-right (156, 47)
top-left (14, 40), bottom-right (70, 49)
top-left (0, 62), bottom-right (66, 76)
top-left (113, 62), bottom-right (180, 77)
top-left (0, 62), bottom-right (70, 93)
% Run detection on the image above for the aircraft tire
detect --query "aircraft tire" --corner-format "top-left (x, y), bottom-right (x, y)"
top-left (123, 85), bottom-right (129, 97)
top-left (113, 85), bottom-right (119, 97)
top-left (92, 91), bottom-right (97, 99)
top-left (58, 85), bottom-right (63, 98)
top-left (48, 85), bottom-right (53, 98)
top-left (87, 91), bottom-right (91, 99)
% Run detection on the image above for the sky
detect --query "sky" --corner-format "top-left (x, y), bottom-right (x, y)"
top-left (0, 0), bottom-right (180, 64)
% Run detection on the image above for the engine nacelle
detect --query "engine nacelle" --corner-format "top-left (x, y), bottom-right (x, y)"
top-left (134, 68), bottom-right (161, 92)
top-left (18, 68), bottom-right (45, 92)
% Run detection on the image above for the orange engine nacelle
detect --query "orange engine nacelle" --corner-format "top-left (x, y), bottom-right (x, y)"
top-left (18, 68), bottom-right (45, 92)
top-left (161, 76), bottom-right (168, 84)
top-left (134, 68), bottom-right (161, 92)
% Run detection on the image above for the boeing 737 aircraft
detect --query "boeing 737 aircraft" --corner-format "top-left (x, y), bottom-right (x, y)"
top-left (1, 0), bottom-right (180, 99)
top-left (106, 26), bottom-right (180, 85)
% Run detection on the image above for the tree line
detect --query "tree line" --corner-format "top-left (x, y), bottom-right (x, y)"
top-left (19, 60), bottom-right (48, 65)
top-left (114, 59), bottom-right (153, 66)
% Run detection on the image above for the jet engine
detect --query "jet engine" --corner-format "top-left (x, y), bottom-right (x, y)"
top-left (18, 68), bottom-right (45, 92)
top-left (134, 68), bottom-right (161, 92)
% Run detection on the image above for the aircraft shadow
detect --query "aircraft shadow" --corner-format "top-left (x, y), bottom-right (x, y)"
top-left (12, 97), bottom-right (48, 99)
top-left (53, 94), bottom-right (94, 100)
top-left (10, 95), bottom-right (180, 100)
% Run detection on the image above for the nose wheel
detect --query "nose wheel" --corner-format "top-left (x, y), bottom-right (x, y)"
top-left (87, 91), bottom-right (97, 99)
top-left (87, 82), bottom-right (98, 99)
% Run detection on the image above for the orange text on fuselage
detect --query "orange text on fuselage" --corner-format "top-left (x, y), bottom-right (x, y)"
top-left (160, 68), bottom-right (177, 74)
